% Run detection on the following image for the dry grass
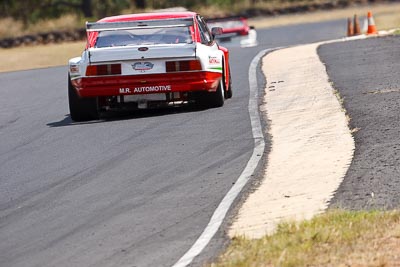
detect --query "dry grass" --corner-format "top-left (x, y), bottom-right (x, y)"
top-left (0, 41), bottom-right (85, 73)
top-left (0, 14), bottom-right (83, 38)
top-left (196, 0), bottom-right (352, 16)
top-left (0, 17), bottom-right (25, 38)
top-left (248, 2), bottom-right (400, 30)
top-left (211, 210), bottom-right (400, 267)
top-left (28, 14), bottom-right (84, 34)
top-left (2, 2), bottom-right (400, 73)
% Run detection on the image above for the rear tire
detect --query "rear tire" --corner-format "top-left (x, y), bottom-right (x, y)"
top-left (225, 67), bottom-right (232, 99)
top-left (207, 58), bottom-right (226, 108)
top-left (207, 78), bottom-right (225, 108)
top-left (68, 75), bottom-right (99, 122)
top-left (192, 78), bottom-right (225, 109)
top-left (192, 58), bottom-right (226, 109)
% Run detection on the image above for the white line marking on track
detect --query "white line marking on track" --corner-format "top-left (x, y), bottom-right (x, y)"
top-left (171, 49), bottom-right (271, 267)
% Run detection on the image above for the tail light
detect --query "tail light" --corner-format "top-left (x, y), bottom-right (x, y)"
top-left (86, 64), bottom-right (122, 76)
top-left (166, 60), bottom-right (202, 72)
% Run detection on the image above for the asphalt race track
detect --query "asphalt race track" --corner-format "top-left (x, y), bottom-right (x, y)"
top-left (319, 36), bottom-right (400, 210)
top-left (1, 20), bottom-right (345, 267)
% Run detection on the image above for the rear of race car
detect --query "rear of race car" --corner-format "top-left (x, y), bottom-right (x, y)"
top-left (68, 14), bottom-right (228, 121)
top-left (206, 16), bottom-right (258, 47)
top-left (206, 17), bottom-right (250, 38)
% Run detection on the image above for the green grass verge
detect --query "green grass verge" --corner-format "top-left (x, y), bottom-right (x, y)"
top-left (211, 210), bottom-right (400, 267)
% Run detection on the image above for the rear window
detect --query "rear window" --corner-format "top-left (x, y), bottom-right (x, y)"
top-left (95, 26), bottom-right (193, 48)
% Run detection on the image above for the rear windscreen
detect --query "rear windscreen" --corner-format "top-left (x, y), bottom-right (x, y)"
top-left (95, 26), bottom-right (193, 48)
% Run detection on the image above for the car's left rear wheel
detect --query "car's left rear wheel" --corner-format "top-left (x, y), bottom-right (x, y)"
top-left (68, 75), bottom-right (99, 122)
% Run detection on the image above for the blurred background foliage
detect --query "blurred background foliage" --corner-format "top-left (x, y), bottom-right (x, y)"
top-left (0, 0), bottom-right (313, 24)
top-left (0, 0), bottom-right (385, 37)
top-left (0, 0), bottom-right (263, 37)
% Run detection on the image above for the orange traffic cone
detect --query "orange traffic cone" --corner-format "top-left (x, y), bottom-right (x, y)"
top-left (367, 11), bottom-right (377, 35)
top-left (353, 14), bottom-right (361, 35)
top-left (347, 18), bottom-right (354, 36)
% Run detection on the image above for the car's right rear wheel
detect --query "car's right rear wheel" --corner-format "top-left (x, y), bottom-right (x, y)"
top-left (191, 78), bottom-right (224, 109)
top-left (207, 78), bottom-right (225, 108)
top-left (68, 75), bottom-right (99, 122)
top-left (206, 60), bottom-right (226, 108)
top-left (225, 67), bottom-right (232, 99)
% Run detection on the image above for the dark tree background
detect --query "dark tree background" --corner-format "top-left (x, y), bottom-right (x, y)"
top-left (0, 0), bottom-right (137, 23)
top-left (0, 0), bottom-right (249, 22)
top-left (0, 0), bottom-right (386, 23)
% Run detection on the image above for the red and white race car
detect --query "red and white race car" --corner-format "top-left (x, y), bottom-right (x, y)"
top-left (207, 16), bottom-right (250, 37)
top-left (206, 16), bottom-right (258, 47)
top-left (68, 11), bottom-right (232, 121)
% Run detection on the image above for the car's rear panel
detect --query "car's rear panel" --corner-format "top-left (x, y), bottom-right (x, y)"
top-left (68, 13), bottom-right (230, 112)
top-left (70, 16), bottom-right (223, 100)
top-left (71, 46), bottom-right (222, 98)
top-left (72, 71), bottom-right (221, 98)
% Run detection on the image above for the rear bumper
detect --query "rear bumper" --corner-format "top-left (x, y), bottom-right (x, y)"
top-left (71, 71), bottom-right (222, 98)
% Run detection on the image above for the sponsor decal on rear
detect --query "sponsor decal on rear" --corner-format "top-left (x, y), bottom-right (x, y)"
top-left (208, 56), bottom-right (220, 64)
top-left (132, 62), bottom-right (154, 72)
top-left (134, 85), bottom-right (171, 93)
top-left (120, 88), bottom-right (131, 94)
top-left (119, 85), bottom-right (172, 94)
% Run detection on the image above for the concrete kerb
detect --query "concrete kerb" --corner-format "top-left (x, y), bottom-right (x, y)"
top-left (230, 30), bottom-right (400, 238)
top-left (229, 36), bottom-right (365, 239)
top-left (173, 30), bottom-right (396, 267)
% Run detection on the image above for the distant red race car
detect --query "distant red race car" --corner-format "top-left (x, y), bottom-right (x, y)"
top-left (68, 11), bottom-right (232, 121)
top-left (206, 16), bottom-right (250, 38)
